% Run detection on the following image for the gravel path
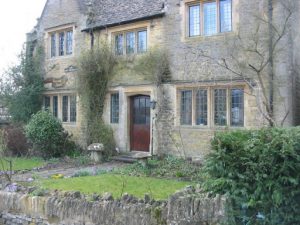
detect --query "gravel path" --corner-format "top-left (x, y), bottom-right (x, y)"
top-left (12, 161), bottom-right (126, 182)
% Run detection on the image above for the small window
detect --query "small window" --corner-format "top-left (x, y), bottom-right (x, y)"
top-left (59, 32), bottom-right (65, 56)
top-left (196, 90), bottom-right (208, 125)
top-left (180, 90), bottom-right (192, 125)
top-left (126, 32), bottom-right (135, 55)
top-left (50, 34), bottom-right (56, 58)
top-left (214, 89), bottom-right (227, 126)
top-left (44, 96), bottom-right (50, 110)
top-left (203, 1), bottom-right (217, 36)
top-left (115, 34), bottom-right (123, 55)
top-left (137, 30), bottom-right (147, 53)
top-left (70, 96), bottom-right (77, 122)
top-left (62, 96), bottom-right (68, 122)
top-left (66, 31), bottom-right (73, 55)
top-left (189, 5), bottom-right (201, 37)
top-left (53, 96), bottom-right (58, 118)
top-left (231, 89), bottom-right (244, 126)
top-left (111, 93), bottom-right (119, 124)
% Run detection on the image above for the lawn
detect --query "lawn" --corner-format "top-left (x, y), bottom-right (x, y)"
top-left (0, 157), bottom-right (45, 171)
top-left (41, 174), bottom-right (191, 200)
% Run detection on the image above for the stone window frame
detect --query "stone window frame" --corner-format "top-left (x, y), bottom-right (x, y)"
top-left (43, 94), bottom-right (77, 124)
top-left (48, 26), bottom-right (74, 59)
top-left (177, 86), bottom-right (244, 128)
top-left (113, 28), bottom-right (148, 56)
top-left (185, 0), bottom-right (233, 38)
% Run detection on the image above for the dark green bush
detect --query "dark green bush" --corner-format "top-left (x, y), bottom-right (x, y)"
top-left (203, 128), bottom-right (300, 225)
top-left (25, 110), bottom-right (76, 158)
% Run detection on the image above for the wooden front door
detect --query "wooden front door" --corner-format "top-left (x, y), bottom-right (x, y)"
top-left (130, 95), bottom-right (150, 152)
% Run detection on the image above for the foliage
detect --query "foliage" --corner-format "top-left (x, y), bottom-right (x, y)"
top-left (202, 128), bottom-right (300, 225)
top-left (2, 124), bottom-right (29, 156)
top-left (73, 170), bottom-right (92, 177)
top-left (77, 43), bottom-right (116, 157)
top-left (115, 156), bottom-right (202, 181)
top-left (41, 174), bottom-right (191, 200)
top-left (0, 44), bottom-right (44, 123)
top-left (25, 110), bottom-right (76, 158)
top-left (134, 48), bottom-right (171, 85)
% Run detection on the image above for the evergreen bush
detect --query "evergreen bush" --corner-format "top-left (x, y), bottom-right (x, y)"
top-left (203, 128), bottom-right (300, 224)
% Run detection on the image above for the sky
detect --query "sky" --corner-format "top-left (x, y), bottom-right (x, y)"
top-left (0, 0), bottom-right (47, 76)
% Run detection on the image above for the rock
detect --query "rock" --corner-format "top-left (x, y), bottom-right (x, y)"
top-left (102, 192), bottom-right (113, 201)
top-left (144, 194), bottom-right (151, 204)
top-left (88, 143), bottom-right (104, 151)
top-left (4, 183), bottom-right (18, 192)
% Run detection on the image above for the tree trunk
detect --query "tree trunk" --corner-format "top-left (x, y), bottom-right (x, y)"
top-left (268, 0), bottom-right (274, 126)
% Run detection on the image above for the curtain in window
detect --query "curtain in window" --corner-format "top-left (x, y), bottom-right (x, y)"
top-left (220, 0), bottom-right (232, 32)
top-left (189, 5), bottom-right (200, 36)
top-left (204, 1), bottom-right (217, 36)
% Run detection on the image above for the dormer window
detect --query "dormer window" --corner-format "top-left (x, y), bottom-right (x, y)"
top-left (50, 29), bottom-right (73, 58)
top-left (114, 29), bottom-right (147, 56)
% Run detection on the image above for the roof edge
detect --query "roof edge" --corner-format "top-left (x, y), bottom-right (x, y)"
top-left (81, 12), bottom-right (165, 32)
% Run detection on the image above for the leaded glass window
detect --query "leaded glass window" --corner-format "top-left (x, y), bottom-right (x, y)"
top-left (204, 1), bottom-right (217, 36)
top-left (126, 32), bottom-right (135, 54)
top-left (62, 96), bottom-right (68, 122)
top-left (180, 90), bottom-right (192, 125)
top-left (115, 34), bottom-right (123, 55)
top-left (44, 96), bottom-right (50, 110)
top-left (66, 31), bottom-right (73, 55)
top-left (137, 30), bottom-right (147, 53)
top-left (111, 93), bottom-right (119, 124)
top-left (220, 0), bottom-right (232, 32)
top-left (231, 89), bottom-right (244, 126)
top-left (189, 5), bottom-right (200, 37)
top-left (59, 32), bottom-right (65, 56)
top-left (51, 34), bottom-right (56, 58)
top-left (70, 96), bottom-right (77, 122)
top-left (196, 90), bottom-right (208, 125)
top-left (53, 96), bottom-right (58, 118)
top-left (214, 89), bottom-right (227, 126)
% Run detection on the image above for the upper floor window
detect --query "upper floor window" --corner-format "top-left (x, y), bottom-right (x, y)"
top-left (187, 0), bottom-right (232, 37)
top-left (50, 29), bottom-right (73, 58)
top-left (114, 29), bottom-right (147, 56)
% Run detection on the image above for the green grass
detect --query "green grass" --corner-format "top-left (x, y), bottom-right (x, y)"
top-left (41, 174), bottom-right (191, 200)
top-left (0, 157), bottom-right (45, 171)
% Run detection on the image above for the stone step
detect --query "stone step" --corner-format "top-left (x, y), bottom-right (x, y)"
top-left (112, 156), bottom-right (138, 163)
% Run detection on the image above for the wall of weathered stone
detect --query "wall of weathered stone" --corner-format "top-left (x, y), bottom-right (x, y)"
top-left (0, 188), bottom-right (226, 225)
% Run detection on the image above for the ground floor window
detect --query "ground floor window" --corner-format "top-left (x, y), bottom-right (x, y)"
top-left (179, 87), bottom-right (244, 127)
top-left (43, 94), bottom-right (77, 123)
top-left (110, 93), bottom-right (119, 124)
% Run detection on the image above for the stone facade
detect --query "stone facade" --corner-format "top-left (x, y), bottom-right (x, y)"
top-left (30, 0), bottom-right (300, 158)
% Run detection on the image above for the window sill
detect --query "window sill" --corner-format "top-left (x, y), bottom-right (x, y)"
top-left (176, 125), bottom-right (245, 130)
top-left (47, 54), bottom-right (74, 61)
top-left (62, 122), bottom-right (77, 126)
top-left (183, 31), bottom-right (236, 43)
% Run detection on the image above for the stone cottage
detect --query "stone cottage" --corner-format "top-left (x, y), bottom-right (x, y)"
top-left (28, 0), bottom-right (300, 159)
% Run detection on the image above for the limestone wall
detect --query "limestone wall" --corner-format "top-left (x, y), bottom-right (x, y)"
top-left (0, 189), bottom-right (226, 225)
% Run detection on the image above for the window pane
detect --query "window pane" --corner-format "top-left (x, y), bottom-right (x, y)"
top-left (189, 5), bottom-right (200, 37)
top-left (59, 32), bottom-right (65, 56)
top-left (214, 89), bottom-right (227, 126)
top-left (66, 31), bottom-right (73, 55)
top-left (126, 32), bottom-right (135, 54)
top-left (44, 96), bottom-right (50, 110)
top-left (204, 1), bottom-right (217, 36)
top-left (53, 96), bottom-right (58, 118)
top-left (231, 89), bottom-right (244, 126)
top-left (111, 93), bottom-right (119, 124)
top-left (137, 30), bottom-right (147, 53)
top-left (62, 96), bottom-right (68, 122)
top-left (220, 0), bottom-right (232, 32)
top-left (70, 96), bottom-right (77, 122)
top-left (51, 34), bottom-right (56, 57)
top-left (196, 90), bottom-right (208, 125)
top-left (115, 34), bottom-right (123, 55)
top-left (180, 90), bottom-right (192, 125)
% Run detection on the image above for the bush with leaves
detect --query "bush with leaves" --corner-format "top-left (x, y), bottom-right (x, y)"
top-left (202, 128), bottom-right (300, 225)
top-left (25, 111), bottom-right (76, 158)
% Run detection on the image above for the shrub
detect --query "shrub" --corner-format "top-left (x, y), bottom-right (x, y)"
top-left (202, 128), bottom-right (300, 225)
top-left (25, 110), bottom-right (76, 158)
top-left (3, 124), bottom-right (29, 156)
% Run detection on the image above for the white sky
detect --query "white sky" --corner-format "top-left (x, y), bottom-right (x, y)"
top-left (0, 0), bottom-right (47, 76)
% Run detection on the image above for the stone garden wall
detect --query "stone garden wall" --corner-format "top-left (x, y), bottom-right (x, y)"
top-left (0, 187), bottom-right (226, 225)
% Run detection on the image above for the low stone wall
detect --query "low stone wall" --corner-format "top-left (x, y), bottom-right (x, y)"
top-left (0, 188), bottom-right (226, 225)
